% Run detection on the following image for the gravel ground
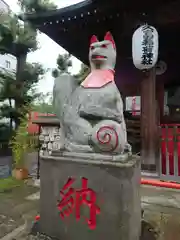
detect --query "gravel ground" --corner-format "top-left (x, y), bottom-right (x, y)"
top-left (0, 183), bottom-right (39, 238)
top-left (26, 233), bottom-right (56, 240)
top-left (20, 220), bottom-right (156, 240)
top-left (3, 185), bottom-right (180, 240)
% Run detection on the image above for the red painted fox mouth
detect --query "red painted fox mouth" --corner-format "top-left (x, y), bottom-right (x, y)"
top-left (92, 55), bottom-right (107, 60)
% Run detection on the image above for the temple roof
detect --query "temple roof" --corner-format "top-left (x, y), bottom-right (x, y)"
top-left (20, 0), bottom-right (180, 65)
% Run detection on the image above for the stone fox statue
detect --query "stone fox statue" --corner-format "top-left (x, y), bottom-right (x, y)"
top-left (53, 32), bottom-right (131, 154)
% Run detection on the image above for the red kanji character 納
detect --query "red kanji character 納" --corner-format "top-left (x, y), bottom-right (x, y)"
top-left (75, 177), bottom-right (101, 230)
top-left (57, 177), bottom-right (75, 219)
top-left (57, 177), bottom-right (100, 230)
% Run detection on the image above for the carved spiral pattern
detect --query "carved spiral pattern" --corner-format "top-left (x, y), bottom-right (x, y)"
top-left (96, 126), bottom-right (119, 152)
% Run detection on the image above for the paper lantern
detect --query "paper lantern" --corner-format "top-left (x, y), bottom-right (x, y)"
top-left (132, 25), bottom-right (159, 70)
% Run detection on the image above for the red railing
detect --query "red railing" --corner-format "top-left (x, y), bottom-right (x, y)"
top-left (160, 124), bottom-right (180, 177)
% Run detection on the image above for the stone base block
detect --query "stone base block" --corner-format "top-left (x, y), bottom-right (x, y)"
top-left (39, 152), bottom-right (141, 240)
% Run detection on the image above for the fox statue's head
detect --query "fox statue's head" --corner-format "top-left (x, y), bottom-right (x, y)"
top-left (89, 32), bottom-right (116, 71)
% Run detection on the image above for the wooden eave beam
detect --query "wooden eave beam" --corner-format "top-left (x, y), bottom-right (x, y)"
top-left (154, 0), bottom-right (180, 25)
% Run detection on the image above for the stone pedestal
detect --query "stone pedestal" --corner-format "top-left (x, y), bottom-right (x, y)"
top-left (39, 152), bottom-right (141, 240)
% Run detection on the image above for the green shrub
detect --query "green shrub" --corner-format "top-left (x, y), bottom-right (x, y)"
top-left (10, 106), bottom-right (37, 168)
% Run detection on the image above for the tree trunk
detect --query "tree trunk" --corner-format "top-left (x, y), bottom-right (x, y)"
top-left (15, 53), bottom-right (27, 129)
top-left (8, 98), bottom-right (13, 132)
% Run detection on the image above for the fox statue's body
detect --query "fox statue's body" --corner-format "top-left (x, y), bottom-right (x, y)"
top-left (53, 32), bottom-right (131, 154)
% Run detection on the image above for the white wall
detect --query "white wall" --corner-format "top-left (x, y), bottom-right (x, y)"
top-left (0, 54), bottom-right (17, 73)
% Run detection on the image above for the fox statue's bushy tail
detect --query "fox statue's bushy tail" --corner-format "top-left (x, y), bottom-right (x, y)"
top-left (53, 74), bottom-right (78, 150)
top-left (53, 74), bottom-right (78, 121)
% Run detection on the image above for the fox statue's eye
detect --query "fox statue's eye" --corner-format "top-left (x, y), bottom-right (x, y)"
top-left (101, 44), bottom-right (107, 48)
top-left (91, 46), bottom-right (95, 50)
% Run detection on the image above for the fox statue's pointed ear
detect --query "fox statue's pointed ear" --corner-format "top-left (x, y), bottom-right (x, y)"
top-left (90, 35), bottom-right (98, 45)
top-left (104, 31), bottom-right (116, 49)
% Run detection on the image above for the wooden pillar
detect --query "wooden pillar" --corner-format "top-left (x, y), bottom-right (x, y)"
top-left (156, 82), bottom-right (164, 122)
top-left (141, 68), bottom-right (159, 171)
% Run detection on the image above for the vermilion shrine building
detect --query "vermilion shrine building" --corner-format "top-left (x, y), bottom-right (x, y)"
top-left (23, 0), bottom-right (180, 181)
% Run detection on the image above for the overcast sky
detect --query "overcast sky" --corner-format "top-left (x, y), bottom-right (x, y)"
top-left (4, 0), bottom-right (84, 93)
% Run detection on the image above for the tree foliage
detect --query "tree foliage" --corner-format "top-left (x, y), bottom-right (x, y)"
top-left (0, 13), bottom-right (38, 55)
top-left (0, 0), bottom-right (69, 141)
top-left (18, 0), bottom-right (57, 14)
top-left (32, 92), bottom-right (54, 114)
top-left (0, 12), bottom-right (38, 132)
top-left (10, 104), bottom-right (36, 168)
top-left (74, 63), bottom-right (90, 84)
top-left (0, 62), bottom-right (45, 131)
top-left (0, 0), bottom-right (54, 135)
top-left (52, 53), bottom-right (72, 77)
top-left (52, 54), bottom-right (90, 84)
